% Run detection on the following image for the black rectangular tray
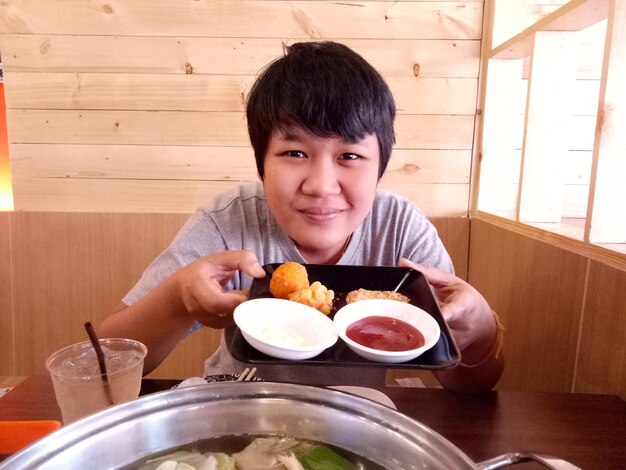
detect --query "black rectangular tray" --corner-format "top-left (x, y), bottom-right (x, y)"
top-left (226, 264), bottom-right (460, 369)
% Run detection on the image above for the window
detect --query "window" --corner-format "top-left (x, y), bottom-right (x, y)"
top-left (474, 0), bottom-right (625, 255)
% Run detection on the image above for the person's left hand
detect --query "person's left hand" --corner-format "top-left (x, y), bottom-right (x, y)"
top-left (399, 259), bottom-right (496, 361)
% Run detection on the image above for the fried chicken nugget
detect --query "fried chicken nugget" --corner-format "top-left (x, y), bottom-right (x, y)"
top-left (269, 262), bottom-right (309, 300)
top-left (289, 281), bottom-right (335, 315)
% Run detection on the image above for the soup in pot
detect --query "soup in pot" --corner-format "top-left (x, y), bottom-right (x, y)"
top-left (132, 434), bottom-right (385, 470)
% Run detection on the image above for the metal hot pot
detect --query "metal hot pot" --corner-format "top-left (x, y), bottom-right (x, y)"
top-left (0, 382), bottom-right (579, 469)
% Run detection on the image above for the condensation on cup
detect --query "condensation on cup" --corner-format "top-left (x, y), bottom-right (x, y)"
top-left (45, 338), bottom-right (147, 424)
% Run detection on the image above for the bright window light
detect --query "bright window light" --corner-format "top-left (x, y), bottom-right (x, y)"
top-left (0, 64), bottom-right (14, 211)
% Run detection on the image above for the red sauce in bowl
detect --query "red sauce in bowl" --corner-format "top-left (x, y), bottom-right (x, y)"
top-left (345, 315), bottom-right (425, 352)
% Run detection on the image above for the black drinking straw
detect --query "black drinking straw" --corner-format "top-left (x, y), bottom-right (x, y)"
top-left (84, 322), bottom-right (114, 405)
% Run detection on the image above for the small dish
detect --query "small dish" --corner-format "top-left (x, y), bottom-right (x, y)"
top-left (333, 299), bottom-right (440, 363)
top-left (233, 298), bottom-right (338, 360)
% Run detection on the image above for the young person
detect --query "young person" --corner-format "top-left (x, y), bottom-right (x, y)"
top-left (98, 41), bottom-right (503, 391)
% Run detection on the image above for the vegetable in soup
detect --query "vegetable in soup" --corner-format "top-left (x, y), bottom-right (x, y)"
top-left (134, 435), bottom-right (385, 470)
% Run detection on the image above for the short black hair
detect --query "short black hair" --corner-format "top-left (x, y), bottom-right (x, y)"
top-left (246, 41), bottom-right (396, 179)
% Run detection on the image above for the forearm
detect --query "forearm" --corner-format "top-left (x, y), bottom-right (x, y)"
top-left (97, 276), bottom-right (195, 375)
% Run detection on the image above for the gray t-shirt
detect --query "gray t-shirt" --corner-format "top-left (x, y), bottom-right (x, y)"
top-left (123, 181), bottom-right (453, 386)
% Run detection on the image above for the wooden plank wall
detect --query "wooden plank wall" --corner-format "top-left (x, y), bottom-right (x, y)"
top-left (0, 212), bottom-right (12, 374)
top-left (0, 211), bottom-right (468, 380)
top-left (0, 211), bottom-right (219, 379)
top-left (0, 0), bottom-right (484, 216)
top-left (469, 218), bottom-right (625, 398)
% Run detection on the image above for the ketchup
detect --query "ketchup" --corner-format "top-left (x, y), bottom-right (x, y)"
top-left (346, 316), bottom-right (425, 351)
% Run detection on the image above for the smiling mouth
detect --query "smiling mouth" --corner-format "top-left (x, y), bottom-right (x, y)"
top-left (300, 209), bottom-right (344, 222)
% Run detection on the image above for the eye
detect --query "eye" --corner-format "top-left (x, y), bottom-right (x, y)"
top-left (282, 150), bottom-right (306, 158)
top-left (339, 153), bottom-right (361, 161)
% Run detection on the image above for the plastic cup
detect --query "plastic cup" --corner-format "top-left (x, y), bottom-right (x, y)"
top-left (45, 338), bottom-right (147, 424)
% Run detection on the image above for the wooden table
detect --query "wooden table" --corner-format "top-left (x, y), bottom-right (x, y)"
top-left (1, 376), bottom-right (624, 469)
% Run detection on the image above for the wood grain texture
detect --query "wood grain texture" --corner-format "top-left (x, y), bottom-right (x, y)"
top-left (147, 328), bottom-right (221, 380)
top-left (0, 1), bottom-right (482, 39)
top-left (575, 261), bottom-right (626, 399)
top-left (468, 218), bottom-right (588, 392)
top-left (9, 212), bottom-right (188, 375)
top-left (0, 36), bottom-right (480, 78)
top-left (3, 72), bottom-right (478, 116)
top-left (6, 110), bottom-right (476, 149)
top-left (475, 211), bottom-right (626, 271)
top-left (0, 1), bottom-right (482, 213)
top-left (431, 216), bottom-right (470, 280)
top-left (0, 212), bottom-right (14, 375)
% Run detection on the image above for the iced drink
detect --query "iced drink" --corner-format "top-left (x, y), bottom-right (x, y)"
top-left (45, 338), bottom-right (147, 424)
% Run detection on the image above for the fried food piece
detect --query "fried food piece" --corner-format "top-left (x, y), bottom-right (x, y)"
top-left (289, 281), bottom-right (335, 315)
top-left (345, 288), bottom-right (410, 304)
top-left (269, 262), bottom-right (309, 300)
top-left (269, 262), bottom-right (335, 314)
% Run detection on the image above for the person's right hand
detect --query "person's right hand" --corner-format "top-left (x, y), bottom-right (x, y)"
top-left (174, 250), bottom-right (266, 328)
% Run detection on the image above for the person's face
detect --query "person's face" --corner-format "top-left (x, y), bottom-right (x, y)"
top-left (262, 126), bottom-right (380, 264)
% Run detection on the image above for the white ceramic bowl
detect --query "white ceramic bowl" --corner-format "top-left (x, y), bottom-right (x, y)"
top-left (233, 298), bottom-right (338, 360)
top-left (333, 299), bottom-right (441, 363)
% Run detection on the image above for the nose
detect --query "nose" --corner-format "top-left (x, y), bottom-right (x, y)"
top-left (300, 157), bottom-right (341, 196)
